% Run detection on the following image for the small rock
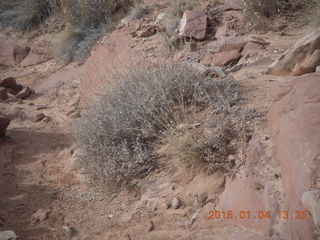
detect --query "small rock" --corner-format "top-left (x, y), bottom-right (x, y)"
top-left (42, 116), bottom-right (52, 123)
top-left (316, 66), bottom-right (320, 73)
top-left (136, 26), bottom-right (156, 38)
top-left (36, 105), bottom-right (47, 110)
top-left (31, 209), bottom-right (51, 224)
top-left (186, 212), bottom-right (198, 227)
top-left (242, 41), bottom-right (264, 57)
top-left (179, 10), bottom-right (207, 41)
top-left (221, 36), bottom-right (247, 52)
top-left (0, 87), bottom-right (8, 102)
top-left (65, 150), bottom-right (81, 172)
top-left (20, 49), bottom-right (48, 67)
top-left (0, 115), bottom-right (10, 138)
top-left (0, 230), bottom-right (17, 240)
top-left (155, 12), bottom-right (167, 24)
top-left (197, 192), bottom-right (208, 207)
top-left (200, 50), bottom-right (242, 67)
top-left (147, 221), bottom-right (155, 232)
top-left (227, 63), bottom-right (243, 73)
top-left (13, 46), bottom-right (30, 65)
top-left (223, 0), bottom-right (244, 11)
top-left (172, 197), bottom-right (181, 209)
top-left (301, 190), bottom-right (320, 226)
top-left (34, 113), bottom-right (46, 122)
top-left (62, 226), bottom-right (77, 238)
top-left (15, 87), bottom-right (31, 100)
top-left (246, 72), bottom-right (256, 79)
top-left (0, 77), bottom-right (22, 93)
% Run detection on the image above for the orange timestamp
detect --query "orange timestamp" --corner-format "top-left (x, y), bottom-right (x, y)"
top-left (209, 210), bottom-right (309, 220)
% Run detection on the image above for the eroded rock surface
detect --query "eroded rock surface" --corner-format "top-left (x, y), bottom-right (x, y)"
top-left (268, 73), bottom-right (320, 239)
top-left (268, 28), bottom-right (320, 76)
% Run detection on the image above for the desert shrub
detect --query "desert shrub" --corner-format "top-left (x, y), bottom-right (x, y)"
top-left (244, 0), bottom-right (319, 29)
top-left (162, 0), bottom-right (196, 36)
top-left (0, 0), bottom-right (59, 32)
top-left (54, 0), bottom-right (140, 63)
top-left (163, 108), bottom-right (257, 172)
top-left (167, 0), bottom-right (196, 18)
top-left (74, 63), bottom-right (251, 192)
top-left (127, 3), bottom-right (149, 21)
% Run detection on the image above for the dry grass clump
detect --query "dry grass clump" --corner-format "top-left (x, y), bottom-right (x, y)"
top-left (162, 0), bottom-right (196, 36)
top-left (167, 0), bottom-right (196, 18)
top-left (0, 0), bottom-right (141, 62)
top-left (74, 63), bottom-right (255, 192)
top-left (244, 0), bottom-right (319, 29)
top-left (0, 0), bottom-right (59, 32)
top-left (54, 0), bottom-right (139, 63)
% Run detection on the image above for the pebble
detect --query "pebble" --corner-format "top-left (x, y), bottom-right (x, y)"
top-left (0, 230), bottom-right (17, 240)
top-left (172, 197), bottom-right (181, 209)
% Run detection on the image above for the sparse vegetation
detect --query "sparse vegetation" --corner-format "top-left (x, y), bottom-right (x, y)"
top-left (0, 0), bottom-right (59, 32)
top-left (0, 0), bottom-right (141, 62)
top-left (74, 63), bottom-right (255, 192)
top-left (54, 0), bottom-right (139, 62)
top-left (244, 0), bottom-right (320, 29)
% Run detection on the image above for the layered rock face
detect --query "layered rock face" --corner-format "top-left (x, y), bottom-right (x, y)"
top-left (268, 73), bottom-right (320, 239)
top-left (268, 28), bottom-right (320, 76)
top-left (218, 73), bottom-right (320, 239)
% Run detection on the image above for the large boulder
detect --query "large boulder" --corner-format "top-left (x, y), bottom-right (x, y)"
top-left (0, 115), bottom-right (10, 138)
top-left (268, 73), bottom-right (320, 239)
top-left (268, 28), bottom-right (320, 76)
top-left (179, 10), bottom-right (207, 41)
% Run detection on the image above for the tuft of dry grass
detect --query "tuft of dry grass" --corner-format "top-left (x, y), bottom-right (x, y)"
top-left (244, 0), bottom-right (320, 30)
top-left (0, 0), bottom-right (142, 62)
top-left (74, 63), bottom-right (257, 192)
top-left (0, 0), bottom-right (59, 32)
top-left (54, 0), bottom-right (139, 63)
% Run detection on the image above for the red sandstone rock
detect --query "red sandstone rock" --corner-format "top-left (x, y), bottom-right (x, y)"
top-left (268, 28), bottom-right (320, 76)
top-left (0, 87), bottom-right (8, 102)
top-left (221, 36), bottom-right (247, 52)
top-left (268, 73), bottom-right (320, 239)
top-left (0, 115), bottom-right (10, 138)
top-left (136, 26), bottom-right (156, 38)
top-left (0, 34), bottom-right (30, 66)
top-left (223, 0), bottom-right (244, 11)
top-left (200, 50), bottom-right (241, 66)
top-left (218, 133), bottom-right (277, 237)
top-left (179, 10), bottom-right (207, 41)
top-left (15, 87), bottom-right (31, 99)
top-left (13, 46), bottom-right (30, 65)
top-left (20, 49), bottom-right (48, 67)
top-left (241, 41), bottom-right (264, 57)
top-left (0, 77), bottom-right (22, 94)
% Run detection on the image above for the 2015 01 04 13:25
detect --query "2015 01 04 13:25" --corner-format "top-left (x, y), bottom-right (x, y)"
top-left (209, 210), bottom-right (309, 220)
